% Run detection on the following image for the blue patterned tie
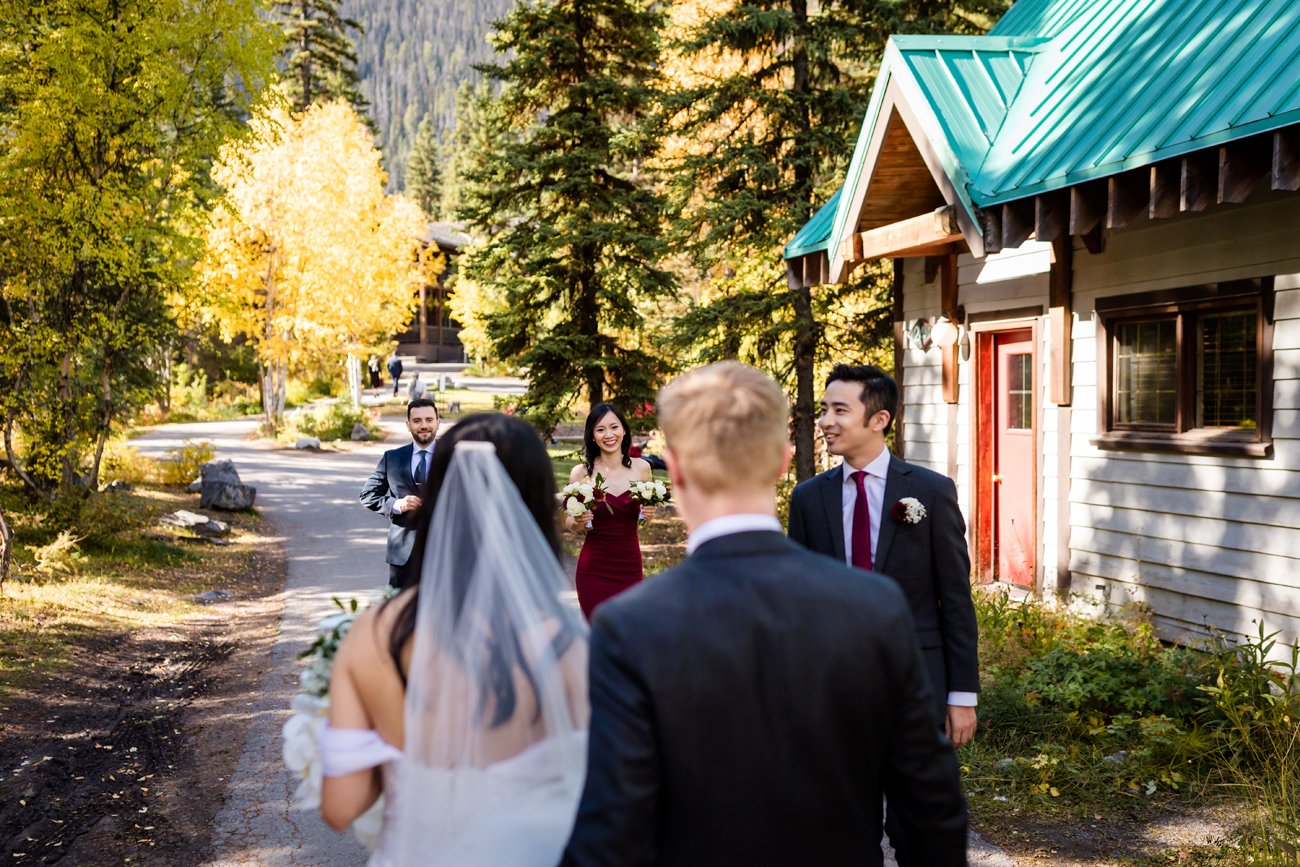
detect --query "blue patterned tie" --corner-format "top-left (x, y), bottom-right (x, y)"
top-left (414, 449), bottom-right (428, 484)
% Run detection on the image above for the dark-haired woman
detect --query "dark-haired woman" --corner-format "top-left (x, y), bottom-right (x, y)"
top-left (565, 403), bottom-right (653, 620)
top-left (320, 413), bottom-right (588, 865)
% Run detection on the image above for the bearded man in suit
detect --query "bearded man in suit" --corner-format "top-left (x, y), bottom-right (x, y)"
top-left (560, 362), bottom-right (967, 867)
top-left (359, 398), bottom-right (439, 587)
top-left (788, 363), bottom-right (980, 748)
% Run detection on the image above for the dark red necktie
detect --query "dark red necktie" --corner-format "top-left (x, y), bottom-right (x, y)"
top-left (851, 470), bottom-right (873, 571)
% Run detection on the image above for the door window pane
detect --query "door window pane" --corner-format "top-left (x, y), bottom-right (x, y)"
top-left (1007, 353), bottom-right (1032, 430)
top-left (1115, 319), bottom-right (1177, 425)
top-left (1198, 310), bottom-right (1257, 428)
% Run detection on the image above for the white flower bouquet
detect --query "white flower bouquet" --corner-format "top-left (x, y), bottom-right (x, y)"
top-left (282, 591), bottom-right (392, 849)
top-left (628, 479), bottom-right (671, 523)
top-left (560, 473), bottom-right (613, 528)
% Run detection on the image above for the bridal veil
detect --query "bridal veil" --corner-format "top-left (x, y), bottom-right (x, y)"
top-left (390, 441), bottom-right (589, 866)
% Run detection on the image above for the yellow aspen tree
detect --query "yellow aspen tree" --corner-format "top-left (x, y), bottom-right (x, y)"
top-left (196, 97), bottom-right (425, 427)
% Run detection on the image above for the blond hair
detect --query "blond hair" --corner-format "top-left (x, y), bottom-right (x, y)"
top-left (656, 362), bottom-right (789, 495)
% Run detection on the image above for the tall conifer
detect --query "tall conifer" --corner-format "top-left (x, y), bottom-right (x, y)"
top-left (276, 0), bottom-right (369, 117)
top-left (663, 1), bottom-right (1005, 480)
top-left (459, 0), bottom-right (676, 431)
top-left (405, 116), bottom-right (442, 219)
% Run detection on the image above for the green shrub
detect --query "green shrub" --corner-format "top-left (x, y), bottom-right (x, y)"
top-left (27, 530), bottom-right (85, 578)
top-left (283, 402), bottom-right (374, 442)
top-left (968, 590), bottom-right (1299, 814)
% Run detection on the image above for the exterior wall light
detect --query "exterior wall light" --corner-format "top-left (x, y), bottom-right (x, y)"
top-left (931, 314), bottom-right (959, 349)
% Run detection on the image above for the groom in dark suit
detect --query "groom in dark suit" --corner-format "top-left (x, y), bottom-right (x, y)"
top-left (560, 362), bottom-right (967, 867)
top-left (359, 398), bottom-right (439, 587)
top-left (788, 363), bottom-right (980, 748)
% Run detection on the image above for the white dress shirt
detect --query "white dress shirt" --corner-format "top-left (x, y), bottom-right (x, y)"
top-left (410, 445), bottom-right (433, 480)
top-left (686, 514), bottom-right (783, 555)
top-left (839, 449), bottom-right (976, 709)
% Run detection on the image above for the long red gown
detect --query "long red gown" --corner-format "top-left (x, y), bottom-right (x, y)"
top-left (575, 490), bottom-right (644, 620)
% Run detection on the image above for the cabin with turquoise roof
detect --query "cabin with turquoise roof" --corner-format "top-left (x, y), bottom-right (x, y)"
top-left (786, 0), bottom-right (1300, 649)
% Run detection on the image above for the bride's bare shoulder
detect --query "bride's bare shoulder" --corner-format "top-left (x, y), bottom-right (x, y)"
top-left (337, 592), bottom-right (413, 672)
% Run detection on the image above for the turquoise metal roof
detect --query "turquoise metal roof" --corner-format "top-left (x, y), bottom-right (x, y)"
top-left (787, 0), bottom-right (1300, 264)
top-left (783, 187), bottom-right (840, 259)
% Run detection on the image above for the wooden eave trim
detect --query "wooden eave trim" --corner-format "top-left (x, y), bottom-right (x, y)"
top-left (830, 77), bottom-right (984, 282)
top-left (839, 206), bottom-right (963, 265)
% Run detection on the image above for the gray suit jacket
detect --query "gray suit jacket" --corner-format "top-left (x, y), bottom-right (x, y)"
top-left (788, 455), bottom-right (980, 718)
top-left (359, 443), bottom-right (421, 566)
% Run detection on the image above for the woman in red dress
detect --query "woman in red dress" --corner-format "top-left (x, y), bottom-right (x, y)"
top-left (565, 403), bottom-right (653, 620)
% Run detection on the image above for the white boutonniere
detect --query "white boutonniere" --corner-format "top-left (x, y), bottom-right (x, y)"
top-left (891, 497), bottom-right (927, 524)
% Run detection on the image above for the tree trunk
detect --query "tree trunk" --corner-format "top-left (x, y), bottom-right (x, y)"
top-left (346, 353), bottom-right (362, 409)
top-left (260, 360), bottom-right (287, 429)
top-left (790, 0), bottom-right (818, 482)
top-left (0, 507), bottom-right (10, 591)
top-left (791, 285), bottom-right (818, 481)
top-left (4, 415), bottom-right (44, 500)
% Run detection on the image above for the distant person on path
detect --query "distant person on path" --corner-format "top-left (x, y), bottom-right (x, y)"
top-left (386, 353), bottom-right (404, 397)
top-left (368, 355), bottom-right (383, 389)
top-left (407, 374), bottom-right (427, 401)
top-left (359, 398), bottom-right (439, 588)
top-left (565, 403), bottom-right (653, 620)
top-left (559, 362), bottom-right (968, 867)
top-left (788, 363), bottom-right (980, 754)
top-left (323, 413), bottom-right (588, 865)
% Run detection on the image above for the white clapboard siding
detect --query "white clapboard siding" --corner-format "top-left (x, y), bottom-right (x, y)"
top-left (1070, 477), bottom-right (1300, 529)
top-left (1071, 573), bottom-right (1300, 643)
top-left (1071, 454), bottom-right (1300, 498)
top-left (1072, 526), bottom-right (1300, 590)
top-left (1070, 502), bottom-right (1300, 561)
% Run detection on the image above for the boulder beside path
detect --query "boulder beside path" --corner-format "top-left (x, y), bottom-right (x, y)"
top-left (198, 459), bottom-right (257, 511)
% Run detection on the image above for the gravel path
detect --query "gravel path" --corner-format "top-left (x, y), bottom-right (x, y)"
top-left (132, 417), bottom-right (402, 866)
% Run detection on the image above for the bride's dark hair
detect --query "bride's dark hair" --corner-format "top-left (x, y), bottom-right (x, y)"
top-left (386, 413), bottom-right (571, 726)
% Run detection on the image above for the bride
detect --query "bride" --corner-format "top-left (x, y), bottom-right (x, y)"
top-left (319, 413), bottom-right (589, 866)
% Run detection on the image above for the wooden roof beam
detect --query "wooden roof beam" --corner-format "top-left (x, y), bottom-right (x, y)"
top-left (1218, 135), bottom-right (1271, 204)
top-left (1001, 199), bottom-right (1034, 249)
top-left (1035, 191), bottom-right (1068, 242)
top-left (1181, 151), bottom-right (1216, 212)
top-left (841, 206), bottom-right (962, 265)
top-left (1149, 160), bottom-right (1180, 220)
top-left (1107, 169), bottom-right (1148, 228)
top-left (981, 207), bottom-right (1003, 255)
top-left (1069, 181), bottom-right (1105, 236)
top-left (1273, 127), bottom-right (1300, 192)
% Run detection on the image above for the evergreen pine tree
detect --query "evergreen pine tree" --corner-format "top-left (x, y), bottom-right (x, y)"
top-left (276, 0), bottom-right (369, 118)
top-left (459, 0), bottom-right (677, 432)
top-left (663, 1), bottom-right (1006, 480)
top-left (405, 116), bottom-right (442, 219)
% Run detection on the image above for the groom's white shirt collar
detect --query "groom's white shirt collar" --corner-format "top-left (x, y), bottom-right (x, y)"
top-left (686, 513), bottom-right (782, 555)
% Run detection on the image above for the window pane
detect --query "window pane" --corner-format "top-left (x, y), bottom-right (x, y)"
top-left (1007, 353), bottom-right (1032, 430)
top-left (1115, 319), bottom-right (1176, 426)
top-left (1198, 310), bottom-right (1257, 428)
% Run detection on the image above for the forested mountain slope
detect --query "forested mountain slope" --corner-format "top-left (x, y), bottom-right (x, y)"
top-left (343, 0), bottom-right (511, 190)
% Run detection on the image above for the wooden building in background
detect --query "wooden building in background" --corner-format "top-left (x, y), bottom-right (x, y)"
top-left (397, 222), bottom-right (473, 362)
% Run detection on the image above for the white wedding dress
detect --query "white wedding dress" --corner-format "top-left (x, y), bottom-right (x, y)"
top-left (322, 728), bottom-right (587, 867)
top-left (323, 441), bottom-right (590, 867)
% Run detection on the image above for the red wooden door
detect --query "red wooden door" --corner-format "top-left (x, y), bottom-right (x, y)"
top-left (994, 330), bottom-right (1035, 587)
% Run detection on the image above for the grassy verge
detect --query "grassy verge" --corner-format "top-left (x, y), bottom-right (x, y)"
top-left (966, 589), bottom-right (1299, 864)
top-left (0, 482), bottom-right (271, 696)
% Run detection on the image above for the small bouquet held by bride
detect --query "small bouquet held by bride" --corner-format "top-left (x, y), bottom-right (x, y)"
top-left (282, 591), bottom-right (393, 849)
top-left (560, 473), bottom-right (613, 528)
top-left (628, 478), bottom-right (672, 523)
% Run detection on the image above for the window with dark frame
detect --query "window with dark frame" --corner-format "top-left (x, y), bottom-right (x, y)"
top-left (1094, 278), bottom-right (1273, 458)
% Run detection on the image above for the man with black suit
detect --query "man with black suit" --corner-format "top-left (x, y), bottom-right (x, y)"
top-left (560, 362), bottom-right (967, 867)
top-left (359, 398), bottom-right (439, 588)
top-left (788, 363), bottom-right (980, 748)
